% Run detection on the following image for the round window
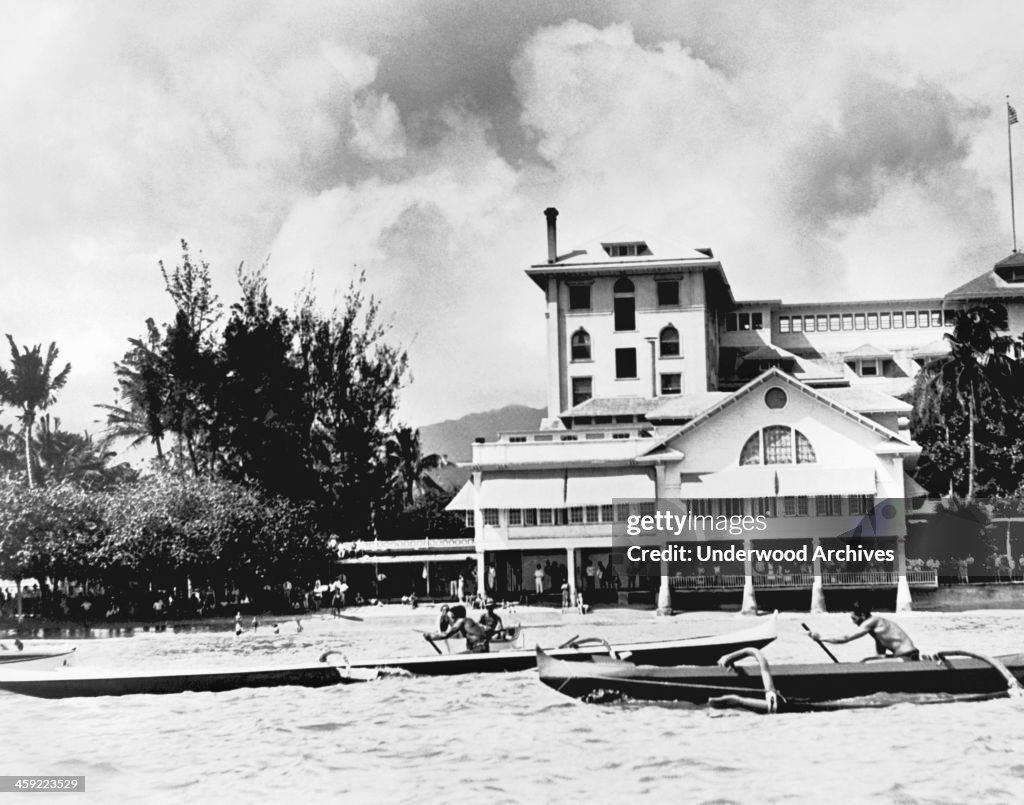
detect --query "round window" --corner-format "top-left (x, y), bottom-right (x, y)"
top-left (765, 388), bottom-right (788, 409)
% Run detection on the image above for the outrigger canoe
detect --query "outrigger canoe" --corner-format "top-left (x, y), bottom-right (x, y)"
top-left (536, 645), bottom-right (1024, 713)
top-left (0, 657), bottom-right (375, 699)
top-left (0, 647), bottom-right (76, 670)
top-left (343, 616), bottom-right (778, 676)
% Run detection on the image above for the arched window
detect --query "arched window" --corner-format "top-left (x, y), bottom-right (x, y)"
top-left (740, 432), bottom-right (761, 465)
top-left (659, 325), bottom-right (680, 357)
top-left (613, 277), bottom-right (635, 331)
top-left (739, 427), bottom-right (816, 465)
top-left (571, 329), bottom-right (591, 361)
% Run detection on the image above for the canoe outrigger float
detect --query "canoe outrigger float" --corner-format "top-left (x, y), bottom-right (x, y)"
top-left (536, 645), bottom-right (1024, 713)
top-left (0, 619), bottom-right (777, 698)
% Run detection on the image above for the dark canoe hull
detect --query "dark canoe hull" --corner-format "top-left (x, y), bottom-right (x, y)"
top-left (347, 619), bottom-right (778, 676)
top-left (0, 662), bottom-right (362, 699)
top-left (537, 649), bottom-right (1024, 706)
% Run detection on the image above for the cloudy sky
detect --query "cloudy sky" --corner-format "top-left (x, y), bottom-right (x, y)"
top-left (2, 0), bottom-right (1022, 441)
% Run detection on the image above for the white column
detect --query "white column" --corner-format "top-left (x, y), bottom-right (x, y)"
top-left (476, 551), bottom-right (487, 605)
top-left (741, 537), bottom-right (758, 615)
top-left (566, 548), bottom-right (577, 608)
top-left (810, 536), bottom-right (826, 614)
top-left (654, 464), bottom-right (673, 616)
top-left (545, 277), bottom-right (563, 419)
top-left (895, 535), bottom-right (912, 612)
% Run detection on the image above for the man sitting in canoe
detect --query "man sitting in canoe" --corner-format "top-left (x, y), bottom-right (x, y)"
top-left (478, 598), bottom-right (505, 641)
top-left (426, 605), bottom-right (493, 653)
top-left (808, 601), bottom-right (920, 661)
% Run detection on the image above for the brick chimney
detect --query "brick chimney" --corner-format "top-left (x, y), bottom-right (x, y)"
top-left (544, 207), bottom-right (559, 263)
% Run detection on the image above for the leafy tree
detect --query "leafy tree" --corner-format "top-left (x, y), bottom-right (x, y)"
top-left (385, 426), bottom-right (449, 507)
top-left (0, 336), bottom-right (71, 488)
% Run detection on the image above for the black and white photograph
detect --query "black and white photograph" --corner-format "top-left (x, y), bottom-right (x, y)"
top-left (3, 2), bottom-right (1024, 802)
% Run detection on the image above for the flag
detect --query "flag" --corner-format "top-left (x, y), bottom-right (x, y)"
top-left (1010, 103), bottom-right (1019, 126)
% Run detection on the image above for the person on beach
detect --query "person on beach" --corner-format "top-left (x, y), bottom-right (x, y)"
top-left (234, 612), bottom-right (243, 636)
top-left (807, 601), bottom-right (919, 660)
top-left (426, 604), bottom-right (492, 653)
top-left (436, 604), bottom-right (452, 633)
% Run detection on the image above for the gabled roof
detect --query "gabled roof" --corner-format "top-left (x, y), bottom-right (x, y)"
top-left (843, 343), bottom-right (892, 360)
top-left (816, 386), bottom-right (912, 414)
top-left (736, 343), bottom-right (844, 383)
top-left (642, 367), bottom-right (915, 456)
top-left (647, 392), bottom-right (731, 421)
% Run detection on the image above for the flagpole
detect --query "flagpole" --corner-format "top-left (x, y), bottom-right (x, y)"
top-left (1009, 95), bottom-right (1017, 252)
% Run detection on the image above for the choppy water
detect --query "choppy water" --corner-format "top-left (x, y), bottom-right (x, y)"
top-left (5, 609), bottom-right (1024, 804)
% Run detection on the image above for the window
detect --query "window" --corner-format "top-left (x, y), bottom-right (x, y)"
top-left (817, 315), bottom-right (828, 332)
top-left (724, 499), bottom-right (744, 517)
top-left (854, 313), bottom-right (866, 330)
top-left (571, 329), bottom-right (591, 361)
top-left (906, 311), bottom-right (917, 328)
top-left (483, 509), bottom-right (499, 526)
top-left (569, 507), bottom-right (584, 524)
top-left (726, 313), bottom-right (739, 331)
top-left (568, 284), bottom-right (591, 310)
top-left (752, 312), bottom-right (764, 330)
top-left (523, 509), bottom-right (538, 526)
top-left (779, 316), bottom-right (790, 333)
top-left (848, 495), bottom-right (865, 516)
top-left (796, 431), bottom-right (816, 463)
top-left (660, 325), bottom-right (680, 357)
top-left (572, 377), bottom-right (592, 406)
top-left (829, 314), bottom-right (841, 331)
top-left (657, 280), bottom-right (679, 306)
top-left (740, 432), bottom-right (761, 465)
top-left (742, 426), bottom-right (816, 466)
top-left (797, 497), bottom-right (809, 516)
top-left (508, 509), bottom-right (522, 526)
top-left (804, 315), bottom-right (815, 332)
top-left (539, 509), bottom-right (553, 525)
top-left (615, 503), bottom-right (631, 522)
top-left (765, 387), bottom-right (788, 409)
top-left (615, 348), bottom-right (637, 379)
top-left (585, 505), bottom-right (600, 524)
top-left (560, 434), bottom-right (578, 441)
top-left (613, 277), bottom-right (635, 331)
top-left (463, 511), bottom-right (475, 528)
top-left (763, 426), bottom-right (793, 464)
top-left (859, 360), bottom-right (879, 377)
top-left (661, 373), bottom-right (682, 395)
top-left (944, 309), bottom-right (955, 326)
top-left (637, 501), bottom-right (656, 517)
top-left (757, 497), bottom-right (777, 517)
top-left (792, 316), bottom-right (803, 333)
top-left (601, 505), bottom-right (614, 522)
top-left (842, 314), bottom-right (853, 330)
top-left (880, 312), bottom-right (891, 330)
top-left (931, 310), bottom-right (942, 327)
top-left (917, 310), bottom-right (929, 328)
top-left (783, 497), bottom-right (796, 516)
top-left (509, 436), bottom-right (526, 443)
top-left (867, 313), bottom-right (878, 330)
top-left (815, 497), bottom-right (832, 516)
top-left (893, 312), bottom-right (904, 329)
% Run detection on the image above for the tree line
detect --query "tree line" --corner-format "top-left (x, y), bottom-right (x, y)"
top-left (0, 242), bottom-right (460, 617)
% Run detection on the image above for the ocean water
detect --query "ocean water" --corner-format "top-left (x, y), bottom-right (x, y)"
top-left (5, 609), bottom-right (1024, 804)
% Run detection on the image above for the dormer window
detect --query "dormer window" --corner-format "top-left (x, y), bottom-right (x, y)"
top-left (603, 241), bottom-right (652, 257)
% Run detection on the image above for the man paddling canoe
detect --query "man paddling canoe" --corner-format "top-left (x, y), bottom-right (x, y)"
top-left (808, 601), bottom-right (920, 661)
top-left (426, 605), bottom-right (493, 653)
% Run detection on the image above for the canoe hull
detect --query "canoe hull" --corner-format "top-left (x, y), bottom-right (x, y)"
top-left (349, 620), bottom-right (778, 676)
top-left (537, 649), bottom-right (1024, 706)
top-left (0, 649), bottom-right (76, 670)
top-left (0, 662), bottom-right (357, 699)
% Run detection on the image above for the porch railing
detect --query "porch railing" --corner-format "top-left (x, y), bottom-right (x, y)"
top-left (670, 570), bottom-right (939, 590)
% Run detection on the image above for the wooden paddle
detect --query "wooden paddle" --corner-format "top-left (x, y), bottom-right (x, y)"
top-left (413, 629), bottom-right (444, 655)
top-left (802, 622), bottom-right (839, 663)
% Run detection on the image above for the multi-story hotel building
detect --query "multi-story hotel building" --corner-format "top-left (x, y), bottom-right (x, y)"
top-left (346, 209), bottom-right (1024, 613)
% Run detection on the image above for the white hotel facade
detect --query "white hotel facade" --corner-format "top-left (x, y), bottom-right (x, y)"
top-left (352, 209), bottom-right (1024, 613)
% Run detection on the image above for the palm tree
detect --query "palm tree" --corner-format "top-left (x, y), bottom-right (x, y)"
top-left (0, 336), bottom-right (71, 488)
top-left (32, 414), bottom-right (119, 487)
top-left (385, 426), bottom-right (450, 507)
top-left (916, 306), bottom-right (1016, 499)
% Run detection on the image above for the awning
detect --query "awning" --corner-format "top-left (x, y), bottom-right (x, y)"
top-left (678, 469), bottom-right (777, 499)
top-left (478, 476), bottom-right (566, 508)
top-left (774, 466), bottom-right (876, 496)
top-left (564, 470), bottom-right (655, 505)
top-left (445, 481), bottom-right (476, 511)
